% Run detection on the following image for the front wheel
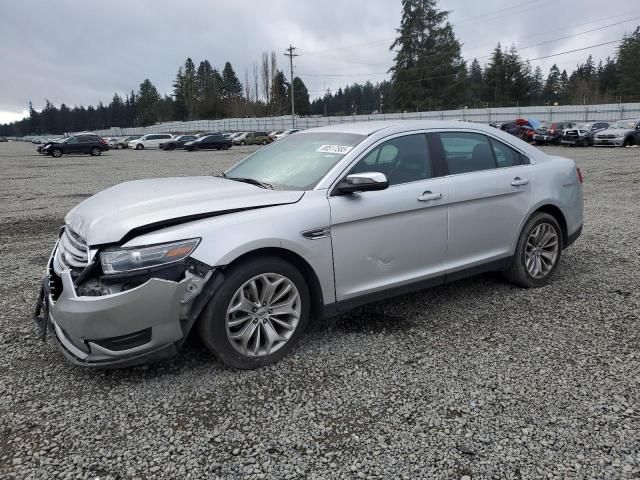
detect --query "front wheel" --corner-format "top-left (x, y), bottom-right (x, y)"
top-left (503, 213), bottom-right (562, 288)
top-left (136, 144), bottom-right (143, 150)
top-left (240, 140), bottom-right (246, 146)
top-left (623, 137), bottom-right (634, 147)
top-left (198, 257), bottom-right (311, 369)
top-left (51, 148), bottom-right (62, 158)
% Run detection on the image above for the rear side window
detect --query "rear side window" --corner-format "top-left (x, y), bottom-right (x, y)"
top-left (489, 138), bottom-right (520, 168)
top-left (438, 132), bottom-right (495, 174)
top-left (78, 136), bottom-right (91, 143)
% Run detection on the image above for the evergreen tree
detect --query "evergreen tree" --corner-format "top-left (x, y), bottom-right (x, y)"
top-left (293, 77), bottom-right (310, 115)
top-left (136, 79), bottom-right (161, 126)
top-left (615, 26), bottom-right (640, 101)
top-left (389, 0), bottom-right (465, 110)
top-left (222, 62), bottom-right (243, 98)
top-left (466, 58), bottom-right (484, 106)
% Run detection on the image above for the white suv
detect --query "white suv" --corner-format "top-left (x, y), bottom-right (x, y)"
top-left (128, 134), bottom-right (173, 150)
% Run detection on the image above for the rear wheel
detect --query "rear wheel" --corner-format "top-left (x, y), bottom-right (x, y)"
top-left (503, 213), bottom-right (562, 288)
top-left (51, 148), bottom-right (62, 158)
top-left (198, 257), bottom-right (310, 369)
top-left (90, 147), bottom-right (101, 156)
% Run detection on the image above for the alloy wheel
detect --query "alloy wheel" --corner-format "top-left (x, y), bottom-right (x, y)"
top-left (525, 222), bottom-right (559, 279)
top-left (225, 273), bottom-right (301, 357)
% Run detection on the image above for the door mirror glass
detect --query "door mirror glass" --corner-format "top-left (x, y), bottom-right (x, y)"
top-left (338, 172), bottom-right (389, 194)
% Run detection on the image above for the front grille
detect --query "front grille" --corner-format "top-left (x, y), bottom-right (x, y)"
top-left (53, 226), bottom-right (89, 275)
top-left (598, 134), bottom-right (616, 139)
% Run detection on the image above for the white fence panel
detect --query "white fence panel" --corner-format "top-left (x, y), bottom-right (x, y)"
top-left (90, 103), bottom-right (640, 137)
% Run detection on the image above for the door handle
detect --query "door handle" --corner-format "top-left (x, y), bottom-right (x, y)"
top-left (417, 191), bottom-right (443, 202)
top-left (511, 177), bottom-right (529, 186)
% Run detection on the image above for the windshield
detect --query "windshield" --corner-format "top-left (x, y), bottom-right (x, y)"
top-left (611, 120), bottom-right (635, 129)
top-left (537, 122), bottom-right (549, 130)
top-left (225, 132), bottom-right (366, 190)
top-left (576, 124), bottom-right (591, 131)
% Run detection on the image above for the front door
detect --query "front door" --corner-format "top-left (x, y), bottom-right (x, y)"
top-left (329, 133), bottom-right (449, 304)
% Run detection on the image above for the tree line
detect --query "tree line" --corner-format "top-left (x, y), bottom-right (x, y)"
top-left (1, 53), bottom-right (311, 136)
top-left (2, 0), bottom-right (639, 136)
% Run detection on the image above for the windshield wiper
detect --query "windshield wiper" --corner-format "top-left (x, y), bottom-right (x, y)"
top-left (220, 173), bottom-right (273, 190)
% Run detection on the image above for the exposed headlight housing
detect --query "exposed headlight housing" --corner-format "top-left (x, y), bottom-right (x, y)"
top-left (100, 239), bottom-right (200, 274)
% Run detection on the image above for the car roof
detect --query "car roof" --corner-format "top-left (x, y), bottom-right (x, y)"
top-left (302, 120), bottom-right (502, 136)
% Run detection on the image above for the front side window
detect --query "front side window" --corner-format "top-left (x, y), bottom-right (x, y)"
top-left (438, 132), bottom-right (496, 174)
top-left (349, 134), bottom-right (431, 186)
top-left (225, 132), bottom-right (365, 190)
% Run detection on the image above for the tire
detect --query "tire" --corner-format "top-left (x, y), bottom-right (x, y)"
top-left (240, 140), bottom-right (246, 146)
top-left (136, 144), bottom-right (143, 150)
top-left (193, 145), bottom-right (200, 151)
top-left (198, 256), bottom-right (311, 369)
top-left (503, 212), bottom-right (562, 288)
top-left (90, 147), bottom-right (101, 156)
top-left (623, 137), bottom-right (633, 147)
top-left (52, 148), bottom-right (62, 158)
top-left (116, 144), bottom-right (122, 150)
top-left (262, 139), bottom-right (267, 145)
top-left (168, 144), bottom-right (176, 150)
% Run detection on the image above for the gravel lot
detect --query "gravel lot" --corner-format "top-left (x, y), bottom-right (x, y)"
top-left (1, 141), bottom-right (639, 480)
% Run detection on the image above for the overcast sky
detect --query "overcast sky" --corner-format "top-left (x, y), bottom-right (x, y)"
top-left (1, 0), bottom-right (638, 123)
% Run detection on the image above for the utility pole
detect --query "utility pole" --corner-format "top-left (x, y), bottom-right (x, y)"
top-left (284, 45), bottom-right (298, 128)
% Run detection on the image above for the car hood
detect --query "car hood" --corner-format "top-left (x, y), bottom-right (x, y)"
top-left (65, 176), bottom-right (304, 246)
top-left (599, 128), bottom-right (632, 135)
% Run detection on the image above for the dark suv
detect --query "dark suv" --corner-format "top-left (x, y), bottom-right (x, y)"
top-left (533, 121), bottom-right (576, 145)
top-left (42, 135), bottom-right (109, 158)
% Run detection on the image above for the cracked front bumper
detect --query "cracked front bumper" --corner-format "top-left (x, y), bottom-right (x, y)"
top-left (38, 269), bottom-right (192, 368)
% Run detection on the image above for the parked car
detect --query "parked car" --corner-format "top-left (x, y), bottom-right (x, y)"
top-left (160, 135), bottom-right (198, 150)
top-left (272, 129), bottom-right (301, 140)
top-left (128, 134), bottom-right (173, 150)
top-left (533, 121), bottom-right (576, 145)
top-left (35, 120), bottom-right (583, 369)
top-left (593, 119), bottom-right (640, 147)
top-left (561, 122), bottom-right (609, 147)
top-left (40, 134), bottom-right (108, 158)
top-left (0, 136), bottom-right (7, 142)
top-left (116, 135), bottom-right (141, 149)
top-left (232, 131), bottom-right (271, 145)
top-left (184, 134), bottom-right (232, 151)
top-left (268, 130), bottom-right (284, 139)
top-left (106, 137), bottom-right (120, 148)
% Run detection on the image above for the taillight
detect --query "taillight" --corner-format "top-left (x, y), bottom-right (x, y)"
top-left (576, 168), bottom-right (583, 184)
top-left (100, 138), bottom-right (107, 145)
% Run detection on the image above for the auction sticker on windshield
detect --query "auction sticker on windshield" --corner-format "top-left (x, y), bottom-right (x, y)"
top-left (316, 144), bottom-right (354, 155)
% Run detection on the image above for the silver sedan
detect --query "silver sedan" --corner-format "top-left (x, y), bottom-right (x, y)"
top-left (36, 121), bottom-right (584, 369)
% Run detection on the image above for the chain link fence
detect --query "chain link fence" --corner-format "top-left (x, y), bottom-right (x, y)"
top-left (90, 102), bottom-right (640, 136)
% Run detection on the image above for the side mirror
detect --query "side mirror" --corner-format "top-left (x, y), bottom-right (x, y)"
top-left (337, 172), bottom-right (389, 194)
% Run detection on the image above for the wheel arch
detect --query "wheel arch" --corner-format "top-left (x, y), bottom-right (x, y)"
top-left (221, 247), bottom-right (326, 320)
top-left (529, 203), bottom-right (568, 248)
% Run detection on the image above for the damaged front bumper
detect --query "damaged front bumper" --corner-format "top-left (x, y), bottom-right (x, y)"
top-left (34, 253), bottom-right (220, 368)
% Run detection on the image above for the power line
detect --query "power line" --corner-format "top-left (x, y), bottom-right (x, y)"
top-left (299, 15), bottom-right (637, 79)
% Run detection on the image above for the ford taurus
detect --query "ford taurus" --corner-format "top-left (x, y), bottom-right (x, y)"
top-left (34, 121), bottom-right (584, 369)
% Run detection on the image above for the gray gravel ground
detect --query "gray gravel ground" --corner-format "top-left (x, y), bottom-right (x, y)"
top-left (0, 141), bottom-right (639, 480)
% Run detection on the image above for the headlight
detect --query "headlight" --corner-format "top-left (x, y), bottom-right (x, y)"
top-left (100, 238), bottom-right (200, 274)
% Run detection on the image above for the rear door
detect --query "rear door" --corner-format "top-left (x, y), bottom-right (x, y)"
top-left (431, 131), bottom-right (533, 273)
